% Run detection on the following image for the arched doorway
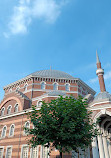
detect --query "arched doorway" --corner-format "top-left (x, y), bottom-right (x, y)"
top-left (92, 112), bottom-right (111, 158)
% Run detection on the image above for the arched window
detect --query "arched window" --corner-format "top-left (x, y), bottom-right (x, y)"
top-left (9, 124), bottom-right (15, 137)
top-left (41, 82), bottom-right (45, 90)
top-left (24, 84), bottom-right (28, 91)
top-left (7, 105), bottom-right (12, 115)
top-left (53, 83), bottom-right (58, 90)
top-left (9, 88), bottom-right (12, 93)
top-left (37, 101), bottom-right (42, 107)
top-left (1, 107), bottom-right (5, 116)
top-left (14, 104), bottom-right (18, 112)
top-left (65, 84), bottom-right (70, 91)
top-left (1, 126), bottom-right (7, 138)
top-left (16, 86), bottom-right (20, 91)
top-left (24, 121), bottom-right (30, 135)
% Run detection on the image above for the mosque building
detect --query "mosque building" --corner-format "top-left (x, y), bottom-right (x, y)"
top-left (0, 53), bottom-right (111, 158)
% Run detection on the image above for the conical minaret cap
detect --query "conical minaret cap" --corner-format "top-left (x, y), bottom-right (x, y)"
top-left (96, 51), bottom-right (106, 92)
top-left (96, 51), bottom-right (100, 63)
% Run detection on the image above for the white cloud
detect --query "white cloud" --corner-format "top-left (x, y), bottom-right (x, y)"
top-left (9, 5), bottom-right (31, 34)
top-left (104, 71), bottom-right (111, 80)
top-left (4, 0), bottom-right (68, 36)
top-left (89, 77), bottom-right (98, 84)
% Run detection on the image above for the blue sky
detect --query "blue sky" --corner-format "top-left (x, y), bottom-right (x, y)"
top-left (0, 0), bottom-right (111, 101)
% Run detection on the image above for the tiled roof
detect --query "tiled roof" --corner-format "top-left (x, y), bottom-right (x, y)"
top-left (29, 70), bottom-right (75, 79)
top-left (94, 91), bottom-right (111, 101)
top-left (46, 90), bottom-right (67, 96)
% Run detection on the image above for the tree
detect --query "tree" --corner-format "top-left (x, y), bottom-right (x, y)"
top-left (25, 96), bottom-right (97, 158)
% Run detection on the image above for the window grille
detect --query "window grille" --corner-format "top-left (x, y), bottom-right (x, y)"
top-left (14, 104), bottom-right (18, 112)
top-left (24, 84), bottom-right (28, 91)
top-left (31, 147), bottom-right (38, 158)
top-left (41, 82), bottom-right (45, 90)
top-left (0, 148), bottom-right (3, 158)
top-left (1, 108), bottom-right (5, 116)
top-left (65, 84), bottom-right (70, 91)
top-left (1, 126), bottom-right (6, 138)
top-left (9, 125), bottom-right (14, 137)
top-left (6, 147), bottom-right (12, 158)
top-left (24, 122), bottom-right (30, 135)
top-left (53, 83), bottom-right (58, 90)
top-left (22, 146), bottom-right (28, 158)
top-left (7, 106), bottom-right (11, 115)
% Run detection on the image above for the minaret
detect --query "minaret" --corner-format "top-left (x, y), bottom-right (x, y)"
top-left (96, 51), bottom-right (106, 92)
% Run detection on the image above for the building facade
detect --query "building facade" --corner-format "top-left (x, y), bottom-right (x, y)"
top-left (0, 53), bottom-right (111, 158)
top-left (90, 53), bottom-right (111, 158)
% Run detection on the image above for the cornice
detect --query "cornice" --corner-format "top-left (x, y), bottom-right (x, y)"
top-left (3, 76), bottom-right (33, 90)
top-left (0, 108), bottom-right (38, 120)
top-left (89, 99), bottom-right (111, 107)
top-left (89, 104), bottom-right (111, 111)
top-left (3, 76), bottom-right (96, 96)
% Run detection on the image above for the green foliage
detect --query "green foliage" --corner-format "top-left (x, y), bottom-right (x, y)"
top-left (25, 96), bottom-right (97, 154)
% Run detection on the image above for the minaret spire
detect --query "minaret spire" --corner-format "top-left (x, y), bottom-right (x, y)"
top-left (96, 50), bottom-right (100, 63)
top-left (96, 51), bottom-right (106, 92)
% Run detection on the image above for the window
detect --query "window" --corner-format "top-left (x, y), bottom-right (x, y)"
top-left (1, 126), bottom-right (7, 138)
top-left (16, 87), bottom-right (20, 91)
top-left (41, 146), bottom-right (49, 158)
top-left (1, 108), bottom-right (5, 116)
top-left (24, 122), bottom-right (30, 135)
top-left (14, 104), bottom-right (18, 112)
top-left (31, 147), bottom-right (38, 158)
top-left (9, 125), bottom-right (15, 137)
top-left (37, 101), bottom-right (42, 107)
top-left (0, 147), bottom-right (4, 158)
top-left (24, 84), bottom-right (28, 91)
top-left (53, 83), bottom-right (58, 90)
top-left (65, 84), bottom-right (70, 91)
top-left (9, 89), bottom-right (12, 93)
top-left (6, 147), bottom-right (12, 158)
top-left (41, 82), bottom-right (45, 90)
top-left (7, 106), bottom-right (11, 115)
top-left (22, 146), bottom-right (28, 158)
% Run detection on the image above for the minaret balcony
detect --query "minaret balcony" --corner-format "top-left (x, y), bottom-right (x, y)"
top-left (96, 68), bottom-right (104, 75)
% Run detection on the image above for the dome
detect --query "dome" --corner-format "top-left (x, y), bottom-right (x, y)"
top-left (94, 91), bottom-right (111, 101)
top-left (29, 70), bottom-right (75, 79)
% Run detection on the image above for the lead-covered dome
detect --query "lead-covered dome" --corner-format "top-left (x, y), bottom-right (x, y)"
top-left (29, 70), bottom-right (75, 79)
top-left (94, 91), bottom-right (111, 101)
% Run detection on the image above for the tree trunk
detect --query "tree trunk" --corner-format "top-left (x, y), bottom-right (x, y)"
top-left (60, 152), bottom-right (62, 158)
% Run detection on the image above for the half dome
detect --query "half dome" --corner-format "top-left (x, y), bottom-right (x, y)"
top-left (29, 70), bottom-right (75, 79)
top-left (94, 91), bottom-right (111, 101)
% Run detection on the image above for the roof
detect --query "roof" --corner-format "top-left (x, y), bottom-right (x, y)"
top-left (46, 90), bottom-right (67, 96)
top-left (28, 69), bottom-right (75, 79)
top-left (3, 70), bottom-right (96, 95)
top-left (94, 91), bottom-right (111, 101)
